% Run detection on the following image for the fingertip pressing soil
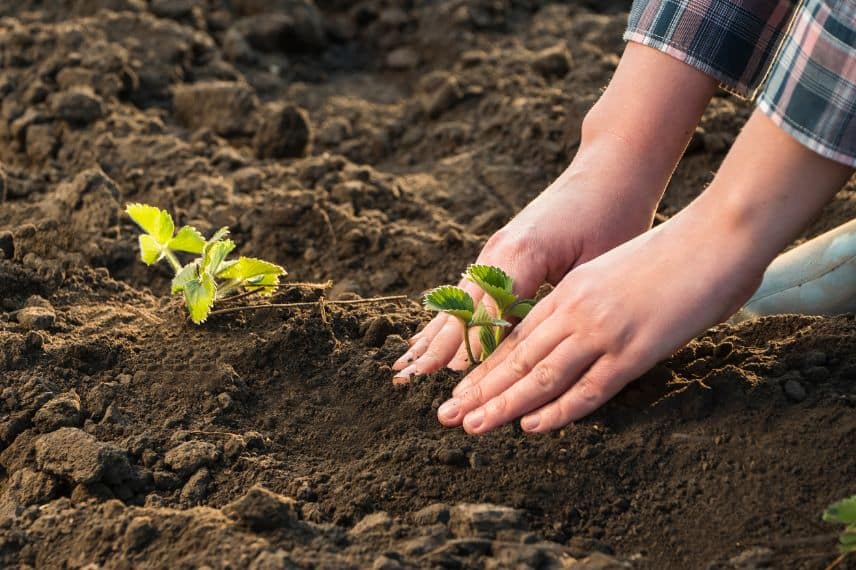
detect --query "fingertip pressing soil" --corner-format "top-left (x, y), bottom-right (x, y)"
top-left (1, 1), bottom-right (854, 569)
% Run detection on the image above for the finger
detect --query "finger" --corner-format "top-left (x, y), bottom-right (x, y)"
top-left (451, 295), bottom-right (556, 398)
top-left (411, 283), bottom-right (486, 374)
top-left (437, 315), bottom-right (565, 426)
top-left (462, 338), bottom-right (600, 434)
top-left (393, 313), bottom-right (449, 371)
top-left (520, 356), bottom-right (635, 432)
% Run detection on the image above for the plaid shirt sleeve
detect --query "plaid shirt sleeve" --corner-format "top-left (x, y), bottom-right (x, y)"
top-left (624, 0), bottom-right (856, 167)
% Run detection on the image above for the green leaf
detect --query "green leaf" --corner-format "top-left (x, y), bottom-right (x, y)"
top-left (423, 285), bottom-right (474, 322)
top-left (840, 528), bottom-right (856, 551)
top-left (246, 272), bottom-right (281, 296)
top-left (208, 227), bottom-right (230, 243)
top-left (825, 496), bottom-right (856, 525)
top-left (507, 299), bottom-right (536, 319)
top-left (218, 257), bottom-right (286, 281)
top-left (464, 264), bottom-right (517, 311)
top-left (202, 239), bottom-right (236, 276)
top-left (470, 302), bottom-right (511, 328)
top-left (138, 234), bottom-right (163, 265)
top-left (168, 225), bottom-right (206, 254)
top-left (479, 325), bottom-right (498, 359)
top-left (184, 273), bottom-right (216, 324)
top-left (171, 261), bottom-right (199, 293)
top-left (126, 203), bottom-right (174, 244)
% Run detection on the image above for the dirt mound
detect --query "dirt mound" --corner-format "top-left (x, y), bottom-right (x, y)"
top-left (0, 1), bottom-right (854, 569)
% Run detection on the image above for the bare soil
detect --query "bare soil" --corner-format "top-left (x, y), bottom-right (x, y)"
top-left (0, 1), bottom-right (854, 569)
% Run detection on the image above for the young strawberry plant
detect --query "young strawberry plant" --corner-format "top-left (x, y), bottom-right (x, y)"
top-left (126, 203), bottom-right (286, 324)
top-left (423, 264), bottom-right (534, 365)
top-left (824, 495), bottom-right (856, 556)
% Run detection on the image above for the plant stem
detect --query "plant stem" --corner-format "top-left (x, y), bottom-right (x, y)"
top-left (494, 308), bottom-right (504, 346)
top-left (204, 295), bottom-right (409, 318)
top-left (463, 324), bottom-right (477, 365)
top-left (824, 552), bottom-right (848, 570)
top-left (163, 249), bottom-right (182, 273)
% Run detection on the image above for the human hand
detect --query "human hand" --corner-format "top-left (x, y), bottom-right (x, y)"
top-left (434, 208), bottom-right (765, 434)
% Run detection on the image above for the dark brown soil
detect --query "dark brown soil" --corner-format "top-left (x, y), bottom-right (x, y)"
top-left (0, 1), bottom-right (854, 569)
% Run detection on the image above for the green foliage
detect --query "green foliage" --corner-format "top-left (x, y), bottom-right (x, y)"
top-left (423, 285), bottom-right (474, 323)
top-left (824, 495), bottom-right (856, 553)
top-left (126, 203), bottom-right (287, 324)
top-left (423, 264), bottom-right (534, 365)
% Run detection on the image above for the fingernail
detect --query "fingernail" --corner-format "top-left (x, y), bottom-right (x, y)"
top-left (521, 414), bottom-right (540, 431)
top-left (407, 334), bottom-right (421, 346)
top-left (393, 364), bottom-right (417, 381)
top-left (437, 398), bottom-right (460, 421)
top-left (465, 408), bottom-right (484, 430)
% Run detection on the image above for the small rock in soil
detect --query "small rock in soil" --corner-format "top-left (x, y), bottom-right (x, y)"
top-left (16, 297), bottom-right (56, 330)
top-left (386, 47), bottom-right (419, 70)
top-left (436, 446), bottom-right (468, 467)
top-left (728, 546), bottom-right (773, 568)
top-left (350, 511), bottom-right (393, 535)
top-left (180, 468), bottom-right (212, 504)
top-left (50, 87), bottom-right (104, 125)
top-left (124, 516), bottom-right (158, 552)
top-left (232, 5), bottom-right (325, 52)
top-left (532, 43), bottom-right (572, 78)
top-left (85, 382), bottom-right (120, 421)
top-left (250, 549), bottom-right (300, 570)
top-left (449, 503), bottom-right (526, 538)
top-left (35, 427), bottom-right (130, 485)
top-left (783, 379), bottom-right (807, 402)
top-left (254, 104), bottom-right (312, 159)
top-left (33, 390), bottom-right (82, 431)
top-left (372, 555), bottom-right (402, 570)
top-left (363, 315), bottom-right (395, 347)
top-left (152, 470), bottom-right (182, 491)
top-left (149, 0), bottom-right (197, 19)
top-left (71, 482), bottom-right (115, 504)
top-left (413, 503), bottom-right (450, 526)
top-left (0, 230), bottom-right (13, 259)
top-left (173, 81), bottom-right (259, 137)
top-left (164, 440), bottom-right (220, 476)
top-left (0, 468), bottom-right (59, 518)
top-left (243, 431), bottom-right (266, 450)
top-left (223, 484), bottom-right (300, 531)
top-left (803, 365), bottom-right (829, 383)
top-left (100, 403), bottom-right (129, 425)
top-left (574, 552), bottom-right (632, 569)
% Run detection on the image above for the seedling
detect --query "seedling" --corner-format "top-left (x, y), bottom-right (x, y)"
top-left (824, 495), bottom-right (856, 555)
top-left (423, 264), bottom-right (534, 365)
top-left (126, 203), bottom-right (286, 324)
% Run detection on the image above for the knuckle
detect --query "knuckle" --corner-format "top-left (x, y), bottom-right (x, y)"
top-left (531, 362), bottom-right (557, 392)
top-left (463, 383), bottom-right (485, 405)
top-left (482, 227), bottom-right (538, 261)
top-left (487, 395), bottom-right (508, 416)
top-left (574, 375), bottom-right (603, 406)
top-left (507, 348), bottom-right (532, 376)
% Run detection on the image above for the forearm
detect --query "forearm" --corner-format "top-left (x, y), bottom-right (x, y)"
top-left (573, 42), bottom-right (718, 199)
top-left (684, 109), bottom-right (854, 273)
